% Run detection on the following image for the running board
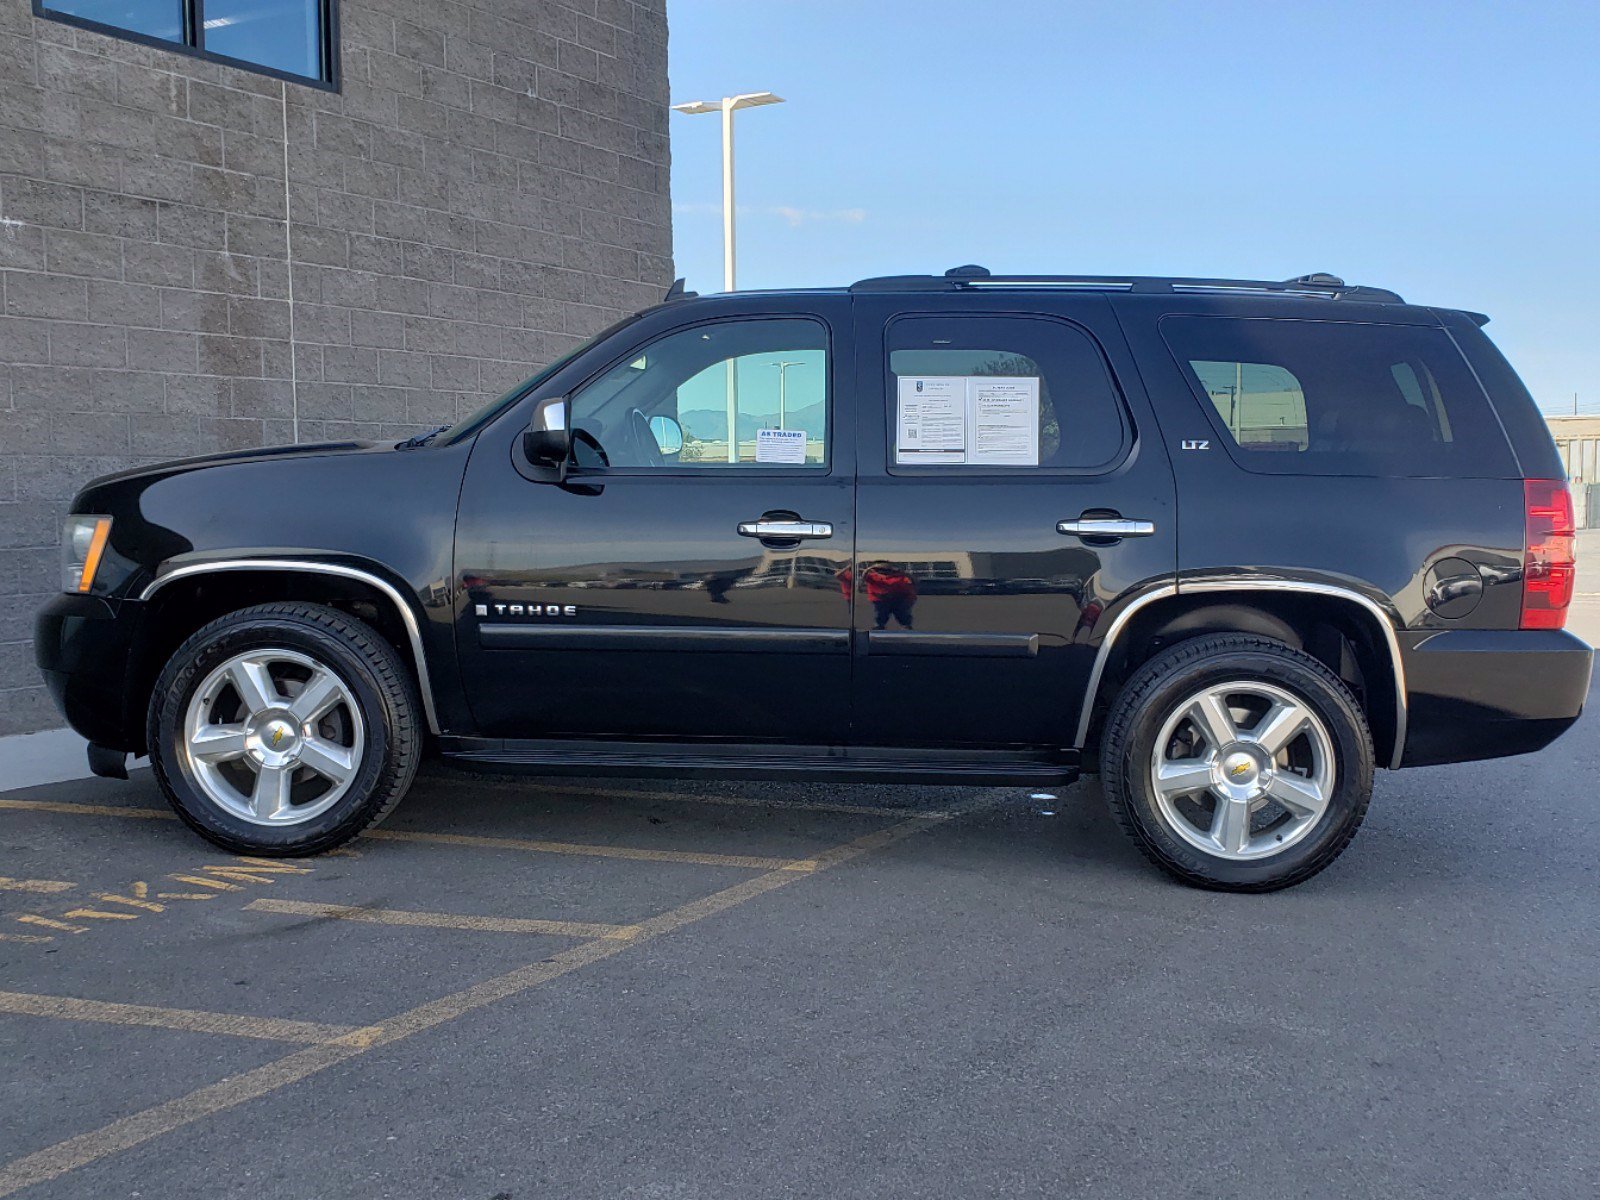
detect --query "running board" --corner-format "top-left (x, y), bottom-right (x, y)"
top-left (439, 737), bottom-right (1079, 787)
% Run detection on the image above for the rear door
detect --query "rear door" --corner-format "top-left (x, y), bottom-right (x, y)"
top-left (453, 296), bottom-right (856, 743)
top-left (849, 292), bottom-right (1176, 749)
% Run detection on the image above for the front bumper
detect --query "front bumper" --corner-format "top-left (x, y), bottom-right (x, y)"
top-left (1400, 628), bottom-right (1594, 767)
top-left (34, 593), bottom-right (147, 753)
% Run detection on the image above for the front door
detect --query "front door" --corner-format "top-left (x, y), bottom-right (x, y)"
top-left (454, 299), bottom-right (855, 743)
top-left (850, 295), bottom-right (1177, 749)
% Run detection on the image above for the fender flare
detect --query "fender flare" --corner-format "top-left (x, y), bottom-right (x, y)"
top-left (140, 558), bottom-right (442, 734)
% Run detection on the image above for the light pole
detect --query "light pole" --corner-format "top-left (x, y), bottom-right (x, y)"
top-left (671, 91), bottom-right (784, 292)
top-left (770, 359), bottom-right (804, 428)
top-left (671, 91), bottom-right (784, 462)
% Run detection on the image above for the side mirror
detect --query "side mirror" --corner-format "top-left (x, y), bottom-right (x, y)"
top-left (521, 395), bottom-right (571, 483)
top-left (648, 414), bottom-right (684, 457)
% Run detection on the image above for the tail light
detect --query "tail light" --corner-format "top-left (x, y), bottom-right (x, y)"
top-left (1521, 479), bottom-right (1576, 630)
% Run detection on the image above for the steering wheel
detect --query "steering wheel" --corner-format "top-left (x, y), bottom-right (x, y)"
top-left (624, 408), bottom-right (665, 469)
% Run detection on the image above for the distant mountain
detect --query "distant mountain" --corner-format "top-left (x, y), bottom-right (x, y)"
top-left (679, 400), bottom-right (826, 442)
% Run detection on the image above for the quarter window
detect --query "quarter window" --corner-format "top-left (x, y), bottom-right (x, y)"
top-left (568, 318), bottom-right (829, 471)
top-left (1161, 316), bottom-right (1515, 477)
top-left (38, 0), bottom-right (336, 87)
top-left (887, 315), bottom-right (1127, 470)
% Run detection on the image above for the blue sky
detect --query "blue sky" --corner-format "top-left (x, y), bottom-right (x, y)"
top-left (667, 0), bottom-right (1600, 414)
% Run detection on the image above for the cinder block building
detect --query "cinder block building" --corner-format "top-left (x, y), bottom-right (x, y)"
top-left (0, 0), bottom-right (673, 735)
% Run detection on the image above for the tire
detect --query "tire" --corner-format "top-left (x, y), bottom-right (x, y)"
top-left (1100, 633), bottom-right (1374, 892)
top-left (147, 602), bottom-right (421, 856)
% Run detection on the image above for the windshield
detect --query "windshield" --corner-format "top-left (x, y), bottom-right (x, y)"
top-left (435, 314), bottom-right (639, 446)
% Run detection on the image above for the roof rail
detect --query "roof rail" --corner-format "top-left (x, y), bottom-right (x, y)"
top-left (849, 266), bottom-right (1404, 304)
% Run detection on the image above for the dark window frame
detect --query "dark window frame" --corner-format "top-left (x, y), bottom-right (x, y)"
top-left (882, 311), bottom-right (1134, 478)
top-left (35, 0), bottom-right (341, 91)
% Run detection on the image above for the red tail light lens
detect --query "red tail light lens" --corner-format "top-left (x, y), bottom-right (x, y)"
top-left (1521, 479), bottom-right (1576, 630)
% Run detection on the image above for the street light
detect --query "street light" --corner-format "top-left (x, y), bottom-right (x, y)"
top-left (671, 92), bottom-right (784, 292)
top-left (770, 359), bottom-right (805, 429)
top-left (671, 91), bottom-right (784, 461)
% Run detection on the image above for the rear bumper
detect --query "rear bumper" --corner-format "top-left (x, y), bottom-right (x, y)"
top-left (34, 592), bottom-right (146, 753)
top-left (1400, 629), bottom-right (1594, 767)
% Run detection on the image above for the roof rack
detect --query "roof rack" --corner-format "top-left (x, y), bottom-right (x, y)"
top-left (849, 265), bottom-right (1404, 304)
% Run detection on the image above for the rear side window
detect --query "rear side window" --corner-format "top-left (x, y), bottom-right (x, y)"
top-left (887, 314), bottom-right (1127, 471)
top-left (1160, 316), bottom-right (1515, 477)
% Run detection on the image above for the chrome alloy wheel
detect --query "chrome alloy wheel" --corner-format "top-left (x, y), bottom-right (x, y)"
top-left (1149, 681), bottom-right (1336, 861)
top-left (180, 649), bottom-right (365, 826)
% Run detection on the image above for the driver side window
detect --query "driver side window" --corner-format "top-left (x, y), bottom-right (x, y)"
top-left (568, 317), bottom-right (829, 470)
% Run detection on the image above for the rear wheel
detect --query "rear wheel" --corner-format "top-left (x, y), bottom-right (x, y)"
top-left (148, 602), bottom-right (420, 855)
top-left (1100, 634), bottom-right (1374, 891)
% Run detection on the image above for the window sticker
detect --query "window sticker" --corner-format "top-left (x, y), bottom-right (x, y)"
top-left (754, 427), bottom-right (808, 464)
top-left (896, 375), bottom-right (1040, 466)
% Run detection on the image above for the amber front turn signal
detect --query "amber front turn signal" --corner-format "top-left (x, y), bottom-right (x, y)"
top-left (63, 515), bottom-right (112, 594)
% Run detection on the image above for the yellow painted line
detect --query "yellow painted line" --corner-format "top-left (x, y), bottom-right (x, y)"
top-left (0, 796), bottom-right (820, 869)
top-left (466, 777), bottom-right (952, 820)
top-left (0, 798), bottom-right (174, 821)
top-left (0, 805), bottom-right (965, 1197)
top-left (0, 877), bottom-right (76, 894)
top-left (366, 827), bottom-right (813, 871)
top-left (0, 933), bottom-right (53, 945)
top-left (245, 898), bottom-right (641, 940)
top-left (0, 991), bottom-right (371, 1046)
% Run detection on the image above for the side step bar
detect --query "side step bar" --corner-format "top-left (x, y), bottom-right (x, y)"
top-left (439, 738), bottom-right (1079, 788)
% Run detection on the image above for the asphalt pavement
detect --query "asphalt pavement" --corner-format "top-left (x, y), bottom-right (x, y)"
top-left (1, 610), bottom-right (1596, 1199)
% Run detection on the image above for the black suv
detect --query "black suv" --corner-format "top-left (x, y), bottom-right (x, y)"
top-left (35, 267), bottom-right (1593, 890)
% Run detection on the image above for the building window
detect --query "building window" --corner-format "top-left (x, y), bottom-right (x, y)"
top-left (36, 0), bottom-right (337, 88)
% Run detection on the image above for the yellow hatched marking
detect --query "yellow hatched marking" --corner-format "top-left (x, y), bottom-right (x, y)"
top-left (0, 806), bottom-right (968, 1198)
top-left (93, 892), bottom-right (163, 913)
top-left (245, 899), bottom-right (641, 939)
top-left (0, 933), bottom-right (53, 944)
top-left (190, 868), bottom-right (281, 887)
top-left (0, 991), bottom-right (372, 1045)
top-left (167, 874), bottom-right (238, 893)
top-left (0, 877), bottom-right (76, 894)
top-left (366, 827), bottom-right (815, 871)
top-left (15, 915), bottom-right (88, 934)
top-left (61, 908), bottom-right (137, 922)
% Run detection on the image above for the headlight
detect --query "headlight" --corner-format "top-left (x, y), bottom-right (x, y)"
top-left (63, 516), bottom-right (112, 594)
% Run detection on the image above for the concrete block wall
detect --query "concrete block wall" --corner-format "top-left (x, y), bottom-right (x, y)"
top-left (0, 0), bottom-right (673, 735)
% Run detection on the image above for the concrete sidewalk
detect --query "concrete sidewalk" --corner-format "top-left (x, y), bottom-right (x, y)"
top-left (0, 728), bottom-right (91, 793)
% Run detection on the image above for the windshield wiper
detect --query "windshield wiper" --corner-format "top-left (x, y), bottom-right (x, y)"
top-left (398, 425), bottom-right (449, 450)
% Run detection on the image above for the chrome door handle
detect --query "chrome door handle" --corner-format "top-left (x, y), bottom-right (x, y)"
top-left (1057, 518), bottom-right (1156, 539)
top-left (737, 520), bottom-right (833, 540)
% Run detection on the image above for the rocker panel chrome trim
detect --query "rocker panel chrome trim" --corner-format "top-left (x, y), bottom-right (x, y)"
top-left (140, 559), bottom-right (442, 734)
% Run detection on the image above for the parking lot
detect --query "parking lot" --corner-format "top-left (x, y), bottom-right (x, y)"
top-left (0, 597), bottom-right (1596, 1200)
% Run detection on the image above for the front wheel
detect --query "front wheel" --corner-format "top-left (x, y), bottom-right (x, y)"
top-left (1100, 634), bottom-right (1374, 891)
top-left (148, 602), bottom-right (421, 856)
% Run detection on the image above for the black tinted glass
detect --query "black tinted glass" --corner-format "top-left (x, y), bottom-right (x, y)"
top-left (1160, 316), bottom-right (1515, 477)
top-left (203, 0), bottom-right (324, 78)
top-left (43, 0), bottom-right (182, 40)
top-left (887, 315), bottom-right (1127, 470)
